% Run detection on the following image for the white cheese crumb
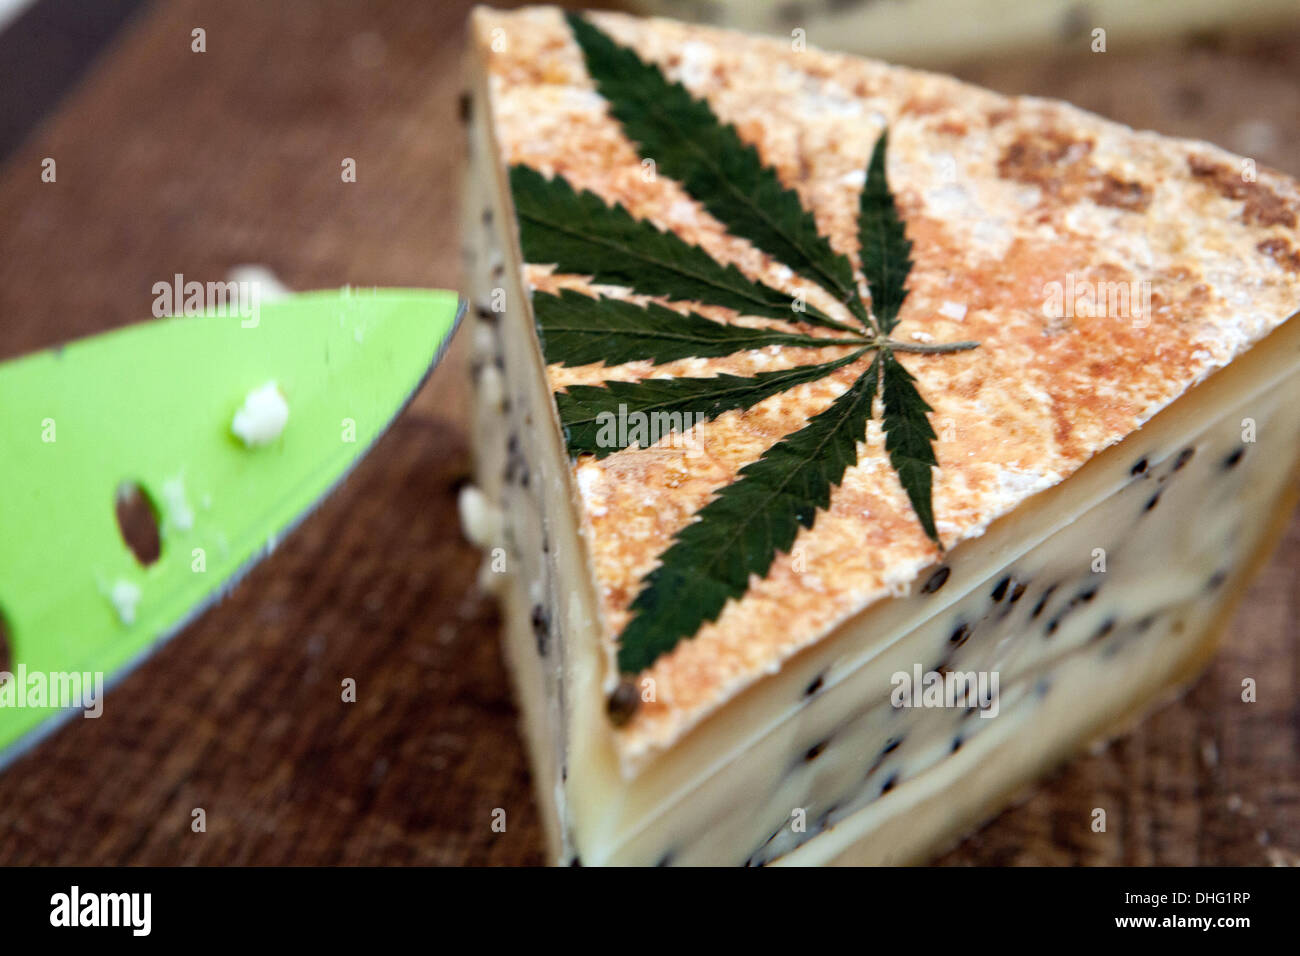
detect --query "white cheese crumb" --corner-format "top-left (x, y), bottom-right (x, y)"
top-left (938, 301), bottom-right (967, 321)
top-left (160, 475), bottom-right (194, 533)
top-left (231, 382), bottom-right (289, 448)
top-left (458, 485), bottom-right (500, 546)
top-left (109, 579), bottom-right (141, 626)
top-left (227, 264), bottom-right (290, 302)
top-left (910, 331), bottom-right (935, 343)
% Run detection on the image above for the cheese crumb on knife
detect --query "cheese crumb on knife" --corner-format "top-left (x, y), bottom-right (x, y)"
top-left (231, 382), bottom-right (289, 448)
top-left (109, 580), bottom-right (141, 627)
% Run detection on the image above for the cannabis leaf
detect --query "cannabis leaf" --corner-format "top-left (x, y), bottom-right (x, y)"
top-left (616, 355), bottom-right (881, 672)
top-left (534, 289), bottom-right (859, 368)
top-left (511, 165), bottom-right (850, 330)
top-left (508, 15), bottom-right (981, 679)
top-left (567, 12), bottom-right (869, 327)
top-left (558, 349), bottom-right (867, 458)
top-left (858, 131), bottom-right (914, 334)
top-left (880, 350), bottom-right (939, 541)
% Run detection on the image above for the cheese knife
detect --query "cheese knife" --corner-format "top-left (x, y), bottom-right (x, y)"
top-left (0, 287), bottom-right (463, 765)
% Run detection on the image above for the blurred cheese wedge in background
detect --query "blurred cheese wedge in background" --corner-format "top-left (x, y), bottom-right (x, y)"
top-left (621, 0), bottom-right (1300, 66)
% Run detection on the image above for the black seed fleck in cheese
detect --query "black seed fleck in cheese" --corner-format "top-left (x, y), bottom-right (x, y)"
top-left (1223, 448), bottom-right (1245, 469)
top-left (1131, 457), bottom-right (1148, 476)
top-left (1145, 490), bottom-right (1162, 511)
top-left (1046, 586), bottom-right (1097, 636)
top-left (1091, 617), bottom-right (1116, 641)
top-left (530, 603), bottom-right (550, 656)
top-left (881, 774), bottom-right (898, 794)
top-left (606, 680), bottom-right (640, 726)
top-left (804, 740), bottom-right (828, 762)
top-left (1031, 584), bottom-right (1058, 620)
top-left (922, 566), bottom-right (951, 594)
top-left (949, 622), bottom-right (972, 647)
top-left (1173, 447), bottom-right (1195, 471)
top-left (804, 673), bottom-right (825, 697)
top-left (990, 576), bottom-right (1011, 602)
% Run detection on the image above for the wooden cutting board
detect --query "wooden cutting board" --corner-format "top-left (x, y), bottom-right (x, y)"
top-left (0, 0), bottom-right (1295, 865)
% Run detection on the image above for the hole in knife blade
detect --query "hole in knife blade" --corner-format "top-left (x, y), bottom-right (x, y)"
top-left (115, 482), bottom-right (161, 567)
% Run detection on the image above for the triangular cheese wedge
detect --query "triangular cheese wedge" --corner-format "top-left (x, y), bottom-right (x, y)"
top-left (461, 5), bottom-right (1300, 865)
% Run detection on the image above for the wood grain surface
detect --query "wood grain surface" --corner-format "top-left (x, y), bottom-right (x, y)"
top-left (0, 0), bottom-right (1295, 866)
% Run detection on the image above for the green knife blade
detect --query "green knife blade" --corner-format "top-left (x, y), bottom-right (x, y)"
top-left (0, 287), bottom-right (463, 763)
